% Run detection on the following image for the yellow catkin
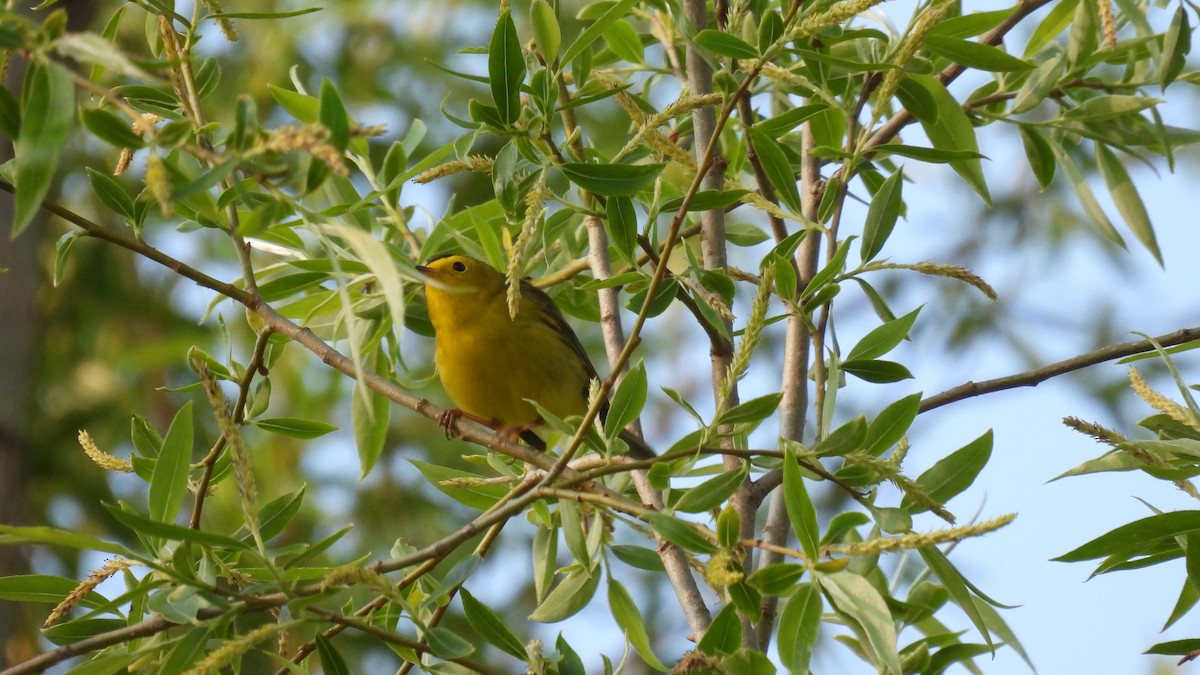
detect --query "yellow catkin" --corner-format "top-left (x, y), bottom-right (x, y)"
top-left (78, 429), bottom-right (133, 473)
top-left (791, 0), bottom-right (891, 40)
top-left (875, 0), bottom-right (955, 113)
top-left (195, 362), bottom-right (263, 552)
top-left (827, 513), bottom-right (1017, 556)
top-left (1062, 416), bottom-right (1128, 446)
top-left (1099, 0), bottom-right (1117, 47)
top-left (182, 622), bottom-right (293, 675)
top-left (1129, 367), bottom-right (1200, 435)
top-left (44, 557), bottom-right (136, 627)
top-left (876, 261), bottom-right (998, 300)
top-left (250, 123), bottom-right (348, 177)
top-left (412, 155), bottom-right (494, 183)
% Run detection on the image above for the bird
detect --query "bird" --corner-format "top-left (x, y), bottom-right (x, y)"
top-left (416, 254), bottom-right (655, 459)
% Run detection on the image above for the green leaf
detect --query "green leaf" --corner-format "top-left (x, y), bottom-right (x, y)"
top-left (778, 583), bottom-right (822, 673)
top-left (847, 308), bottom-right (920, 362)
top-left (673, 464), bottom-right (748, 513)
top-left (608, 579), bottom-right (667, 669)
top-left (606, 361), bottom-right (647, 439)
top-left (1147, 638), bottom-right (1200, 655)
top-left (80, 107), bottom-right (145, 148)
top-left (1095, 144), bottom-right (1162, 264)
top-left (694, 29), bottom-right (758, 59)
top-left (1055, 510), bottom-right (1200, 562)
top-left (755, 104), bottom-right (825, 137)
top-left (1017, 124), bottom-right (1056, 189)
top-left (409, 460), bottom-right (510, 511)
top-left (919, 546), bottom-right (995, 652)
top-left (803, 238), bottom-right (851, 299)
top-left (864, 393), bottom-right (921, 456)
top-left (0, 575), bottom-right (109, 608)
top-left (560, 162), bottom-right (663, 196)
top-left (1050, 140), bottom-right (1125, 247)
top-left (318, 78), bottom-right (349, 152)
top-left (529, 565), bottom-right (600, 622)
top-left (314, 635), bottom-right (351, 675)
top-left (604, 194), bottom-right (639, 262)
top-left (53, 230), bottom-right (81, 287)
top-left (1161, 6), bottom-right (1191, 91)
top-left (106, 504), bottom-right (251, 550)
top-left (922, 35), bottom-right (1034, 72)
top-left (610, 544), bottom-right (664, 571)
top-left (1062, 95), bottom-right (1161, 123)
top-left (1011, 54), bottom-right (1066, 114)
top-left (648, 513), bottom-right (717, 554)
top-left (562, 0), bottom-right (639, 65)
top-left (748, 563), bottom-right (807, 596)
top-left (269, 85), bottom-right (318, 122)
top-left (747, 127), bottom-right (802, 214)
top-left (148, 402), bottom-right (193, 524)
top-left (904, 430), bottom-right (993, 513)
top-left (718, 392), bottom-right (783, 427)
top-left (460, 588), bottom-right (526, 660)
top-left (352, 354), bottom-right (391, 478)
top-left (783, 448), bottom-right (820, 561)
top-left (0, 525), bottom-right (133, 557)
top-left (906, 74), bottom-right (989, 203)
top-left (929, 8), bottom-right (1016, 38)
top-left (42, 618), bottom-right (128, 646)
top-left (427, 626), bottom-right (475, 659)
top-left (1025, 0), bottom-right (1079, 57)
top-left (661, 188), bottom-right (751, 213)
top-left (489, 11), bottom-right (525, 125)
top-left (14, 60), bottom-right (74, 237)
top-left (530, 0), bottom-right (561, 61)
top-left (812, 417), bottom-right (866, 458)
top-left (0, 85), bottom-right (20, 139)
top-left (841, 359), bottom-right (913, 383)
top-left (822, 572), bottom-right (901, 672)
top-left (870, 144), bottom-right (984, 163)
top-left (251, 417), bottom-right (339, 439)
top-left (556, 634), bottom-right (586, 675)
top-left (860, 168), bottom-right (904, 262)
top-left (604, 19), bottom-right (644, 63)
top-left (697, 603), bottom-right (742, 656)
top-left (86, 168), bottom-right (136, 220)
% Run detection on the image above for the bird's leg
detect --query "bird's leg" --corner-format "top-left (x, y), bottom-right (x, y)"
top-left (437, 408), bottom-right (500, 439)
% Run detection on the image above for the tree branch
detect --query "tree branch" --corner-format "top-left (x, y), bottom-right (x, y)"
top-left (919, 326), bottom-right (1200, 414)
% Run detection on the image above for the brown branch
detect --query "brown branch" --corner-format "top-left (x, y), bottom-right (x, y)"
top-left (919, 326), bottom-right (1200, 414)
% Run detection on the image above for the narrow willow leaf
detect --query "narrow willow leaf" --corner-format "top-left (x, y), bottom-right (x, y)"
top-left (606, 361), bottom-right (647, 440)
top-left (530, 0), bottom-right (561, 61)
top-left (718, 392), bottom-right (783, 427)
top-left (674, 465), bottom-right (747, 513)
top-left (784, 448), bottom-right (820, 561)
top-left (460, 588), bottom-right (526, 660)
top-left (1011, 54), bottom-right (1066, 114)
top-left (14, 60), bottom-right (74, 237)
top-left (1161, 6), bottom-right (1191, 91)
top-left (820, 572), bottom-right (902, 673)
top-left (560, 162), bottom-right (663, 196)
top-left (906, 74), bottom-right (989, 203)
top-left (778, 583), bottom-right (821, 673)
top-left (561, 0), bottom-right (639, 65)
top-left (648, 514), bottom-right (717, 553)
top-left (0, 525), bottom-right (133, 557)
top-left (846, 308), bottom-right (920, 362)
top-left (814, 415), bottom-right (867, 457)
top-left (0, 575), bottom-right (109, 608)
top-left (148, 402), bottom-right (193, 524)
top-left (409, 460), bottom-right (509, 511)
top-left (1095, 144), bottom-right (1162, 264)
top-left (747, 563), bottom-right (807, 595)
top-left (841, 359), bottom-right (913, 383)
top-left (105, 505), bottom-right (250, 550)
top-left (80, 107), bottom-right (145, 148)
top-left (315, 635), bottom-right (351, 675)
top-left (318, 78), bottom-right (349, 152)
top-left (608, 579), bottom-right (667, 669)
top-left (860, 168), bottom-right (904, 262)
top-left (903, 429), bottom-right (993, 513)
top-left (604, 19), bottom-right (644, 64)
top-left (919, 546), bottom-right (995, 652)
top-left (604, 195), bottom-right (638, 262)
top-left (1018, 124), bottom-right (1056, 189)
top-left (864, 394), bottom-right (921, 456)
top-left (352, 353), bottom-right (390, 478)
top-left (251, 417), bottom-right (338, 439)
top-left (696, 603), bottom-right (741, 655)
top-left (529, 565), bottom-right (600, 622)
top-left (1055, 511), bottom-right (1200, 562)
top-left (1049, 141), bottom-right (1125, 247)
top-left (489, 11), bottom-right (525, 125)
top-left (694, 29), bottom-right (758, 59)
top-left (1025, 0), bottom-right (1079, 57)
top-left (427, 627), bottom-right (475, 659)
top-left (755, 103), bottom-right (825, 137)
top-left (922, 35), bottom-right (1034, 72)
top-left (747, 127), bottom-right (802, 213)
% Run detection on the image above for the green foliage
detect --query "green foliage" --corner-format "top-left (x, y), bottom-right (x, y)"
top-left (0, 0), bottom-right (1197, 672)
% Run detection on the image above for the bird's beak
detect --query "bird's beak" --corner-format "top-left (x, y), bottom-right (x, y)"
top-left (415, 264), bottom-right (436, 280)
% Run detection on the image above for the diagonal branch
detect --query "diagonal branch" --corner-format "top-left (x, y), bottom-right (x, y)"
top-left (919, 326), bottom-right (1200, 414)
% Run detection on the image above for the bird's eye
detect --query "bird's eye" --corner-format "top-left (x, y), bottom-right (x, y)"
top-left (452, 261), bottom-right (467, 272)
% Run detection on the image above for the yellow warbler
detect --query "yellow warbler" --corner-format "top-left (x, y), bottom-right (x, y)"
top-left (417, 254), bottom-right (654, 459)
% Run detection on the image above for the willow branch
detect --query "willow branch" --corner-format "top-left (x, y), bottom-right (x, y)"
top-left (919, 326), bottom-right (1200, 414)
